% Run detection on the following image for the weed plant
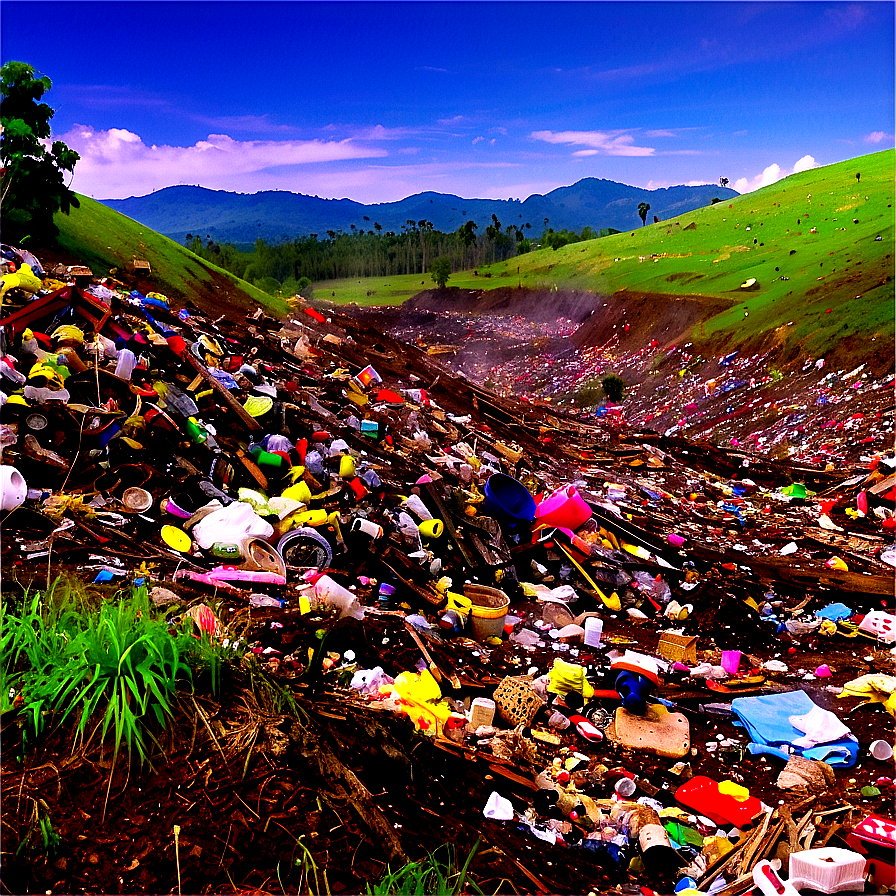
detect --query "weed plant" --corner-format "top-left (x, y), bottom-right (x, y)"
top-left (15, 798), bottom-right (61, 862)
top-left (366, 839), bottom-right (483, 895)
top-left (1, 578), bottom-right (226, 770)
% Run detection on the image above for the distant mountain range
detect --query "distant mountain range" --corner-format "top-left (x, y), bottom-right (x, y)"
top-left (100, 179), bottom-right (740, 245)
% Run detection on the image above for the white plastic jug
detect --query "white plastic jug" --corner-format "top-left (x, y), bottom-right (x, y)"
top-left (0, 465), bottom-right (27, 512)
top-left (313, 575), bottom-right (365, 621)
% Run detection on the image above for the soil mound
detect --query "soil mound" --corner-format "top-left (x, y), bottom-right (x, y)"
top-left (570, 289), bottom-right (732, 351)
top-left (407, 286), bottom-right (601, 323)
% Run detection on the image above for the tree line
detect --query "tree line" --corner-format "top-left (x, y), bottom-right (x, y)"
top-left (185, 216), bottom-right (621, 296)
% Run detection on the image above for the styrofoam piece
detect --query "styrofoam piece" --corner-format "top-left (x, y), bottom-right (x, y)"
top-left (788, 847), bottom-right (867, 894)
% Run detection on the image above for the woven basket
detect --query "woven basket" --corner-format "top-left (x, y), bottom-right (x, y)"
top-left (493, 677), bottom-right (543, 727)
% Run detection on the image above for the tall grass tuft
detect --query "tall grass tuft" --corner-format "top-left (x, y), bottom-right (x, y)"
top-left (366, 839), bottom-right (483, 895)
top-left (2, 578), bottom-right (226, 770)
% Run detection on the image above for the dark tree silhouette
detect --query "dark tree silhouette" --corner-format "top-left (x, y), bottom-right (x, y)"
top-left (719, 176), bottom-right (729, 189)
top-left (638, 202), bottom-right (651, 226)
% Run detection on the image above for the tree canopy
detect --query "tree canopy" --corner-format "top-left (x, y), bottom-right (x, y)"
top-left (1, 61), bottom-right (80, 243)
top-left (637, 202), bottom-right (651, 226)
top-left (430, 256), bottom-right (451, 289)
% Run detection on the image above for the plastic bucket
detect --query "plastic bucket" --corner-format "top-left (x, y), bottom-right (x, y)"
top-left (482, 473), bottom-right (535, 523)
top-left (534, 485), bottom-right (592, 530)
top-left (465, 584), bottom-right (510, 641)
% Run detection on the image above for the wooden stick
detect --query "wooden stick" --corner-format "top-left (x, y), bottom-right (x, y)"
top-left (180, 349), bottom-right (261, 431)
top-left (699, 821), bottom-right (763, 889)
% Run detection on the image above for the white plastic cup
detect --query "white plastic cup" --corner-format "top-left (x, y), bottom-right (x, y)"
top-left (351, 517), bottom-right (383, 539)
top-left (114, 348), bottom-right (136, 381)
top-left (870, 740), bottom-right (893, 761)
top-left (584, 616), bottom-right (604, 648)
top-left (404, 494), bottom-right (433, 521)
top-left (470, 697), bottom-right (496, 729)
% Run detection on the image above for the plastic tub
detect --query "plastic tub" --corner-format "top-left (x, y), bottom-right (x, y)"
top-left (278, 527), bottom-right (333, 571)
top-left (482, 473), bottom-right (536, 523)
top-left (534, 485), bottom-right (592, 530)
top-left (465, 584), bottom-right (510, 641)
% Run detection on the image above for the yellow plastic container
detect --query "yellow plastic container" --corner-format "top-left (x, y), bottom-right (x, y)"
top-left (418, 518), bottom-right (444, 540)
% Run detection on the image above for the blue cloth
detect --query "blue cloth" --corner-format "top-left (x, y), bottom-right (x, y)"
top-left (815, 602), bottom-right (852, 622)
top-left (731, 690), bottom-right (858, 768)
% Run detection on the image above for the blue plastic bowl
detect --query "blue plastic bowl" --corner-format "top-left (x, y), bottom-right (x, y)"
top-left (482, 473), bottom-right (536, 523)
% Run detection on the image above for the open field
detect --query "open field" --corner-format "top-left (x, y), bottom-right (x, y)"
top-left (318, 150), bottom-right (894, 363)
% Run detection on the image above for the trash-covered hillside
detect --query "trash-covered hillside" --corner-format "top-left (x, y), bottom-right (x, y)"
top-left (1, 245), bottom-right (894, 896)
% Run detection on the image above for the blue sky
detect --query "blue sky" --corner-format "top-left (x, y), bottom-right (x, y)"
top-left (2, 1), bottom-right (893, 202)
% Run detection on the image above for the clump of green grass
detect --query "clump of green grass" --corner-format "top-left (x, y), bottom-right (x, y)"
top-left (366, 839), bottom-right (483, 895)
top-left (2, 578), bottom-right (225, 770)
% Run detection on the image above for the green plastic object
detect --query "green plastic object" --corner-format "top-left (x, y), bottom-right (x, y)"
top-left (250, 447), bottom-right (284, 469)
top-left (781, 483), bottom-right (807, 499)
top-left (210, 542), bottom-right (244, 561)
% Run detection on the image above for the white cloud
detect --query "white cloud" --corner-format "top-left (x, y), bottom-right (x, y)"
top-left (864, 131), bottom-right (890, 144)
top-left (573, 150), bottom-right (599, 157)
top-left (530, 129), bottom-right (654, 157)
top-left (732, 155), bottom-right (816, 194)
top-left (472, 136), bottom-right (484, 145)
top-left (61, 125), bottom-right (387, 198)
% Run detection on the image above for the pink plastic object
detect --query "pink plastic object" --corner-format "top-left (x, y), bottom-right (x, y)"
top-left (534, 485), bottom-right (592, 530)
top-left (815, 664), bottom-right (832, 677)
top-left (721, 651), bottom-right (742, 675)
top-left (667, 533), bottom-right (686, 547)
top-left (207, 566), bottom-right (287, 585)
top-left (675, 776), bottom-right (765, 829)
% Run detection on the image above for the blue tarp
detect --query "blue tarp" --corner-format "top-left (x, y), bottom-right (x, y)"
top-left (731, 690), bottom-right (858, 767)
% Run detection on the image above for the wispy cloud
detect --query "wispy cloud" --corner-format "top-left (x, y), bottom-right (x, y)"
top-left (62, 126), bottom-right (387, 199)
top-left (864, 131), bottom-right (892, 144)
top-left (531, 129), bottom-right (654, 157)
top-left (190, 113), bottom-right (297, 134)
top-left (58, 84), bottom-right (171, 111)
top-left (733, 155), bottom-right (816, 194)
top-left (416, 65), bottom-right (449, 73)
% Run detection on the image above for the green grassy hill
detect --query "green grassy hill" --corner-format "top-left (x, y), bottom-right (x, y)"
top-left (324, 150), bottom-right (895, 363)
top-left (48, 195), bottom-right (289, 317)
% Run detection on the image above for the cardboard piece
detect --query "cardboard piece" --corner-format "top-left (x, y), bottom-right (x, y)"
top-left (608, 704), bottom-right (690, 758)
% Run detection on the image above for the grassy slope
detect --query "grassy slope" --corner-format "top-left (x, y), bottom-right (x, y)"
top-left (52, 196), bottom-right (289, 316)
top-left (321, 150), bottom-right (894, 360)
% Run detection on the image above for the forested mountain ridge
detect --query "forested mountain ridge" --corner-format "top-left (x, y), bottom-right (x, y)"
top-left (100, 179), bottom-right (738, 244)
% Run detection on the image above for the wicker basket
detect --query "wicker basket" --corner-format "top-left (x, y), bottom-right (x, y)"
top-left (493, 677), bottom-right (543, 727)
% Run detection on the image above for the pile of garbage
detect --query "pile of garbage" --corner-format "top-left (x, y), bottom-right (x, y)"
top-left (1, 242), bottom-right (894, 896)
